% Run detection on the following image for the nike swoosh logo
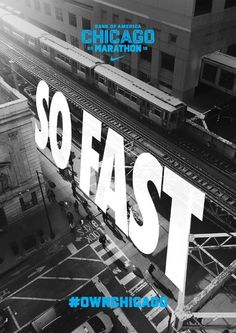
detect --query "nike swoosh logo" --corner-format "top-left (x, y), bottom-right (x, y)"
top-left (110, 55), bottom-right (125, 62)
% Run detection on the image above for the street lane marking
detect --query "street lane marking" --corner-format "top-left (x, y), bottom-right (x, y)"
top-left (57, 244), bottom-right (89, 266)
top-left (7, 306), bottom-right (20, 330)
top-left (11, 296), bottom-right (59, 302)
top-left (67, 243), bottom-right (78, 254)
top-left (104, 251), bottom-right (124, 265)
top-left (40, 277), bottom-right (89, 281)
top-left (66, 267), bottom-right (108, 298)
top-left (69, 257), bottom-right (101, 262)
top-left (146, 307), bottom-right (163, 321)
top-left (156, 315), bottom-right (169, 330)
top-left (119, 272), bottom-right (136, 286)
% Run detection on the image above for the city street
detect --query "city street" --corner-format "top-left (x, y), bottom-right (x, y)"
top-left (0, 230), bottom-right (170, 332)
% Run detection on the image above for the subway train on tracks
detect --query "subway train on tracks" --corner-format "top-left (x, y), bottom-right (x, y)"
top-left (0, 7), bottom-right (186, 132)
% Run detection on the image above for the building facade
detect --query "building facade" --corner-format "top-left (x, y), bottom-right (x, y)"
top-left (0, 77), bottom-right (43, 226)
top-left (1, 0), bottom-right (236, 99)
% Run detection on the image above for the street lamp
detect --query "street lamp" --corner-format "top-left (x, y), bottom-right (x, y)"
top-left (127, 263), bottom-right (173, 333)
top-left (36, 170), bottom-right (55, 239)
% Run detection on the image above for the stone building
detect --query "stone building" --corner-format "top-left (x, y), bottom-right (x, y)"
top-left (1, 0), bottom-right (236, 99)
top-left (0, 76), bottom-right (43, 226)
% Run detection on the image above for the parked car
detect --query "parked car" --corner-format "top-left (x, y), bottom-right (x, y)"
top-left (71, 312), bottom-right (113, 333)
top-left (0, 309), bottom-right (9, 332)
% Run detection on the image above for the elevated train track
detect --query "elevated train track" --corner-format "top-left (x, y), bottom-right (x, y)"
top-left (0, 33), bottom-right (236, 232)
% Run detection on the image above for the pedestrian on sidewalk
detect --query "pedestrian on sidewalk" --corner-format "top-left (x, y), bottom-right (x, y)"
top-left (66, 212), bottom-right (74, 224)
top-left (73, 200), bottom-right (79, 212)
top-left (102, 208), bottom-right (109, 223)
top-left (71, 179), bottom-right (77, 197)
top-left (99, 234), bottom-right (107, 249)
top-left (47, 189), bottom-right (52, 202)
top-left (86, 212), bottom-right (92, 223)
top-left (148, 263), bottom-right (155, 276)
top-left (50, 190), bottom-right (56, 202)
top-left (82, 199), bottom-right (88, 210)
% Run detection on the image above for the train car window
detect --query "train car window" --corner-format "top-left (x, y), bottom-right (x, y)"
top-left (202, 63), bottom-right (217, 83)
top-left (118, 88), bottom-right (124, 95)
top-left (98, 76), bottom-right (105, 84)
top-left (131, 95), bottom-right (137, 103)
top-left (152, 108), bottom-right (161, 117)
top-left (219, 69), bottom-right (235, 90)
top-left (29, 38), bottom-right (35, 45)
top-left (124, 91), bottom-right (130, 99)
top-left (80, 65), bottom-right (86, 73)
top-left (42, 44), bottom-right (48, 51)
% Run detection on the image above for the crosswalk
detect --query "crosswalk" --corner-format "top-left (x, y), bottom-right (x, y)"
top-left (90, 236), bottom-right (170, 333)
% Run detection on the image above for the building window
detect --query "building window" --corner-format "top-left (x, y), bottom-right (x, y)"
top-left (69, 12), bottom-right (77, 27)
top-left (227, 44), bottom-right (236, 57)
top-left (125, 18), bottom-right (132, 24)
top-left (120, 62), bottom-right (131, 74)
top-left (25, 0), bottom-right (31, 7)
top-left (161, 52), bottom-right (175, 72)
top-left (70, 35), bottom-right (79, 47)
top-left (82, 17), bottom-right (91, 30)
top-left (140, 46), bottom-right (152, 62)
top-left (34, 0), bottom-right (40, 11)
top-left (19, 191), bottom-right (38, 212)
top-left (194, 0), bottom-right (212, 16)
top-left (168, 33), bottom-right (177, 43)
top-left (225, 0), bottom-right (236, 8)
top-left (219, 70), bottom-right (235, 90)
top-left (112, 14), bottom-right (119, 24)
top-left (138, 71), bottom-right (150, 83)
top-left (44, 3), bottom-right (51, 16)
top-left (55, 7), bottom-right (63, 21)
top-left (202, 63), bottom-right (217, 83)
top-left (101, 9), bottom-right (107, 20)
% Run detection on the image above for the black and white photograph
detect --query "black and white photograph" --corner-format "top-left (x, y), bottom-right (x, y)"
top-left (0, 0), bottom-right (236, 332)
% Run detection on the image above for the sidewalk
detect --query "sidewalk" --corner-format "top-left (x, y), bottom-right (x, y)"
top-left (0, 147), bottom-right (87, 277)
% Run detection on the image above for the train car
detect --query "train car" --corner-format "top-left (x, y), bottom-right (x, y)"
top-left (0, 7), bottom-right (186, 132)
top-left (39, 35), bottom-right (103, 83)
top-left (200, 51), bottom-right (236, 96)
top-left (0, 13), bottom-right (48, 52)
top-left (94, 64), bottom-right (186, 131)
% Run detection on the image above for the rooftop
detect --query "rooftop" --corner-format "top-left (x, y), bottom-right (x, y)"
top-left (0, 82), bottom-right (18, 105)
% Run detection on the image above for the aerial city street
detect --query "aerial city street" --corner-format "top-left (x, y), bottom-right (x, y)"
top-left (0, 0), bottom-right (236, 332)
